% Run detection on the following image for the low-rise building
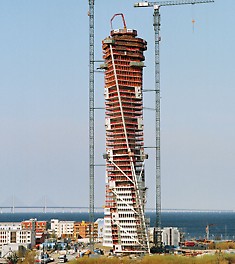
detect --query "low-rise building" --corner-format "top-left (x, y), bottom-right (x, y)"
top-left (0, 222), bottom-right (21, 231)
top-left (95, 218), bottom-right (104, 241)
top-left (50, 219), bottom-right (74, 239)
top-left (73, 221), bottom-right (98, 240)
top-left (0, 221), bottom-right (36, 257)
top-left (21, 219), bottom-right (48, 244)
top-left (162, 227), bottom-right (180, 247)
top-left (148, 227), bottom-right (181, 247)
top-left (0, 229), bottom-right (34, 257)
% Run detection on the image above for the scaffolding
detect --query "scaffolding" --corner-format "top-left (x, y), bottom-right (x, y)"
top-left (102, 14), bottom-right (149, 254)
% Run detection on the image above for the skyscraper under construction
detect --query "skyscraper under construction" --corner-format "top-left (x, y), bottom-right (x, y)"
top-left (102, 14), bottom-right (149, 254)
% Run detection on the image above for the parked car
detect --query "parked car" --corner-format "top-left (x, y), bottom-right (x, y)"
top-left (58, 255), bottom-right (67, 263)
top-left (35, 253), bottom-right (51, 264)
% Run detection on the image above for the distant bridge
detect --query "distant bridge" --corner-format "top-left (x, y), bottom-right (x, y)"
top-left (0, 206), bottom-right (232, 214)
top-left (0, 206), bottom-right (103, 213)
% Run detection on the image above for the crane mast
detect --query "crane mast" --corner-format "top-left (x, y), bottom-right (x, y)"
top-left (134, 0), bottom-right (214, 249)
top-left (88, 0), bottom-right (95, 253)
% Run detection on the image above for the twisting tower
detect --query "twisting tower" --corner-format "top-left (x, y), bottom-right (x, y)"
top-left (102, 14), bottom-right (149, 254)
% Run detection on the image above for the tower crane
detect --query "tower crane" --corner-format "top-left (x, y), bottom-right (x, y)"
top-left (88, 0), bottom-right (95, 253)
top-left (206, 223), bottom-right (215, 240)
top-left (134, 0), bottom-right (214, 249)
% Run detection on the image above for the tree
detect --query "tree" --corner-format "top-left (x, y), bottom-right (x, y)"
top-left (21, 250), bottom-right (36, 264)
top-left (7, 252), bottom-right (19, 264)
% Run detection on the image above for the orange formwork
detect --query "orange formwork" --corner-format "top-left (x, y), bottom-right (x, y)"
top-left (102, 14), bottom-right (149, 254)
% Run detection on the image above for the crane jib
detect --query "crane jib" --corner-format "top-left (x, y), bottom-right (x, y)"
top-left (134, 0), bottom-right (214, 8)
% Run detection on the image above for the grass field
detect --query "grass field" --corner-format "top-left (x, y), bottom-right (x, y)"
top-left (71, 253), bottom-right (235, 264)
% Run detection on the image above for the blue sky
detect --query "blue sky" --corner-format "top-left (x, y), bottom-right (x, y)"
top-left (0, 0), bottom-right (234, 211)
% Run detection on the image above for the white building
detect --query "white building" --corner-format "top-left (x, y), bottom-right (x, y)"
top-left (95, 218), bottom-right (104, 241)
top-left (50, 219), bottom-right (74, 238)
top-left (0, 222), bottom-right (21, 231)
top-left (148, 227), bottom-right (181, 247)
top-left (0, 222), bottom-right (35, 257)
top-left (162, 227), bottom-right (180, 247)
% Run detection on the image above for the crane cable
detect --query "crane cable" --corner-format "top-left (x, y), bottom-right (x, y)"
top-left (192, 3), bottom-right (196, 32)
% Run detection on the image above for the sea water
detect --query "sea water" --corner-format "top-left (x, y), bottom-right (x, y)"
top-left (0, 211), bottom-right (234, 240)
